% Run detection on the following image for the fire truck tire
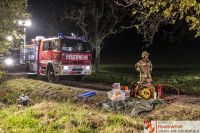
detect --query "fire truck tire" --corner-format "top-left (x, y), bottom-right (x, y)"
top-left (74, 75), bottom-right (83, 81)
top-left (47, 67), bottom-right (57, 83)
top-left (27, 74), bottom-right (37, 79)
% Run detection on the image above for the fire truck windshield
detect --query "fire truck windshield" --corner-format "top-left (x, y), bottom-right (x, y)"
top-left (61, 40), bottom-right (91, 53)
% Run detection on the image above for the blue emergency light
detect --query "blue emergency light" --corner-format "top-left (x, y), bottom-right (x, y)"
top-left (58, 32), bottom-right (63, 38)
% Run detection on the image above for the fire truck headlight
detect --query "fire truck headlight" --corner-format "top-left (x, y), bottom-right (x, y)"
top-left (63, 66), bottom-right (69, 70)
top-left (86, 66), bottom-right (91, 70)
top-left (4, 58), bottom-right (14, 66)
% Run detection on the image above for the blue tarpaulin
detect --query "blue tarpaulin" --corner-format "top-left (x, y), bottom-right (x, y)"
top-left (79, 91), bottom-right (96, 98)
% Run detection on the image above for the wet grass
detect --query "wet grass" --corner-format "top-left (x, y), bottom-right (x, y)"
top-left (0, 77), bottom-right (143, 132)
top-left (0, 101), bottom-right (143, 132)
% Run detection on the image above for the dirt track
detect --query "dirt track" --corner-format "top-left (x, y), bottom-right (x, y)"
top-left (7, 72), bottom-right (111, 91)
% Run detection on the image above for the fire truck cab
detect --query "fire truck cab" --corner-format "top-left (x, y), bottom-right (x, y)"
top-left (22, 35), bottom-right (92, 82)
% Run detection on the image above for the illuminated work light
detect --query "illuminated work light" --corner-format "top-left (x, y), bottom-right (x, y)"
top-left (4, 58), bottom-right (14, 66)
top-left (6, 36), bottom-right (13, 41)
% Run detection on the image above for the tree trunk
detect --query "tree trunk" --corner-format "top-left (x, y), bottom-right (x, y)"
top-left (95, 45), bottom-right (101, 73)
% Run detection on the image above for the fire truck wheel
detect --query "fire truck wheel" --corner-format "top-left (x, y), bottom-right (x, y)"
top-left (74, 75), bottom-right (83, 81)
top-left (47, 67), bottom-right (57, 83)
top-left (27, 74), bottom-right (37, 79)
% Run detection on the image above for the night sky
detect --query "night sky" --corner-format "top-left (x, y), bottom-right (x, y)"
top-left (27, 0), bottom-right (200, 62)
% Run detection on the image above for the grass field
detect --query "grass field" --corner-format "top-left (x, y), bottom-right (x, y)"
top-left (85, 61), bottom-right (200, 95)
top-left (0, 77), bottom-right (200, 132)
top-left (0, 78), bottom-right (144, 132)
top-left (1, 77), bottom-right (200, 132)
top-left (0, 101), bottom-right (144, 133)
top-left (0, 58), bottom-right (200, 132)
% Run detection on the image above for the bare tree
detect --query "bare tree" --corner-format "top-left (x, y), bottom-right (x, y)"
top-left (65, 0), bottom-right (128, 72)
top-left (115, 0), bottom-right (170, 47)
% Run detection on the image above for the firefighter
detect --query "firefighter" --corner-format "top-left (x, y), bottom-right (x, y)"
top-left (135, 51), bottom-right (153, 84)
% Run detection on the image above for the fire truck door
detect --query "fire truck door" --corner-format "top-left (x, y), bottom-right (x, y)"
top-left (42, 41), bottom-right (52, 61)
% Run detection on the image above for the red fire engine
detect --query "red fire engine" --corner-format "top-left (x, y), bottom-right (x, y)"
top-left (21, 35), bottom-right (92, 82)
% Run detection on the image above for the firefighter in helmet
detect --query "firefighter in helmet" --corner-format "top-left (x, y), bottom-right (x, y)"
top-left (135, 51), bottom-right (153, 84)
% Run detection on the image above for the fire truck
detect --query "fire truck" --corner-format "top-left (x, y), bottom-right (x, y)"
top-left (21, 35), bottom-right (92, 82)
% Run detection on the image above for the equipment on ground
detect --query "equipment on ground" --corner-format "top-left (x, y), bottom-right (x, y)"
top-left (17, 94), bottom-right (30, 106)
top-left (107, 89), bottom-right (126, 102)
top-left (79, 91), bottom-right (96, 98)
top-left (130, 83), bottom-right (155, 99)
top-left (103, 82), bottom-right (179, 116)
top-left (129, 82), bottom-right (179, 103)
